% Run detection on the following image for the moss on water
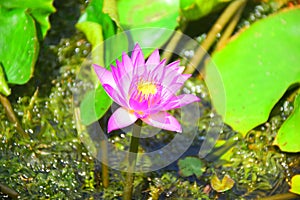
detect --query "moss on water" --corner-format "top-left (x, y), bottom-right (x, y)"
top-left (0, 1), bottom-right (95, 198)
top-left (0, 33), bottom-right (96, 198)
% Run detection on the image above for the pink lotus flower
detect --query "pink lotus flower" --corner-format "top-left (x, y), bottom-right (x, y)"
top-left (93, 44), bottom-right (199, 133)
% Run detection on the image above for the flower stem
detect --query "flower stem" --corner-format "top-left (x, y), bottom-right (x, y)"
top-left (184, 0), bottom-right (247, 74)
top-left (259, 192), bottom-right (299, 200)
top-left (123, 119), bottom-right (142, 200)
top-left (215, 1), bottom-right (246, 50)
top-left (0, 183), bottom-right (19, 199)
top-left (161, 30), bottom-right (183, 63)
top-left (0, 94), bottom-right (29, 139)
top-left (101, 139), bottom-right (109, 188)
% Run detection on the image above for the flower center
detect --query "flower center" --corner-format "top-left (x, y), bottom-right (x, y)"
top-left (137, 81), bottom-right (157, 98)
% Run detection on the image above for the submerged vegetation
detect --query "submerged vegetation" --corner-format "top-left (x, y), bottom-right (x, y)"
top-left (0, 0), bottom-right (300, 199)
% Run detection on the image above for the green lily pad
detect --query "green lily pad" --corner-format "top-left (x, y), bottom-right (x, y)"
top-left (118, 0), bottom-right (179, 29)
top-left (178, 156), bottom-right (205, 178)
top-left (211, 174), bottom-right (235, 192)
top-left (76, 21), bottom-right (104, 67)
top-left (205, 8), bottom-right (300, 135)
top-left (1, 0), bottom-right (55, 38)
top-left (103, 0), bottom-right (122, 29)
top-left (76, 0), bottom-right (117, 125)
top-left (0, 8), bottom-right (39, 85)
top-left (76, 20), bottom-right (129, 125)
top-left (80, 85), bottom-right (112, 126)
top-left (77, 0), bottom-right (115, 40)
top-left (76, 21), bottom-right (114, 125)
top-left (117, 0), bottom-right (179, 56)
top-left (290, 174), bottom-right (300, 195)
top-left (273, 92), bottom-right (300, 152)
top-left (180, 0), bottom-right (231, 20)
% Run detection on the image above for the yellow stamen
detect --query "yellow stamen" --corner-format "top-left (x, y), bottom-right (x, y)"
top-left (137, 81), bottom-right (157, 99)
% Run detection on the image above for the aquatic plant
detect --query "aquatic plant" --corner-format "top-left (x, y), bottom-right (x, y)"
top-left (93, 44), bottom-right (199, 133)
top-left (93, 43), bottom-right (199, 199)
top-left (0, 0), bottom-right (55, 138)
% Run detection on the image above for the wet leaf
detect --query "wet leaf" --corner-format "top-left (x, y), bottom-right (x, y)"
top-left (290, 174), bottom-right (300, 195)
top-left (117, 0), bottom-right (179, 56)
top-left (76, 21), bottom-right (104, 71)
top-left (206, 8), bottom-right (300, 134)
top-left (118, 0), bottom-right (179, 29)
top-left (180, 0), bottom-right (231, 20)
top-left (0, 8), bottom-right (39, 85)
top-left (77, 2), bottom-right (118, 124)
top-left (77, 0), bottom-right (115, 39)
top-left (1, 0), bottom-right (55, 38)
top-left (211, 174), bottom-right (234, 192)
top-left (0, 64), bottom-right (11, 96)
top-left (274, 92), bottom-right (300, 152)
top-left (80, 85), bottom-right (112, 126)
top-left (178, 156), bottom-right (205, 178)
top-left (79, 90), bottom-right (97, 126)
top-left (76, 21), bottom-right (128, 124)
top-left (103, 0), bottom-right (122, 29)
top-left (127, 28), bottom-right (176, 58)
top-left (76, 0), bottom-right (129, 124)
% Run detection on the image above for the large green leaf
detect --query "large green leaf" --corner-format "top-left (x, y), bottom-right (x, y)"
top-left (76, 21), bottom-right (126, 125)
top-left (77, 1), bottom-right (131, 125)
top-left (0, 8), bottom-right (39, 85)
top-left (77, 0), bottom-right (115, 39)
top-left (206, 8), bottom-right (300, 134)
top-left (180, 0), bottom-right (231, 20)
top-left (80, 85), bottom-right (112, 126)
top-left (273, 92), bottom-right (300, 152)
top-left (77, 0), bottom-right (128, 66)
top-left (118, 0), bottom-right (179, 29)
top-left (76, 21), bottom-right (104, 67)
top-left (103, 0), bottom-right (122, 29)
top-left (117, 0), bottom-right (180, 56)
top-left (1, 0), bottom-right (55, 38)
top-left (76, 21), bottom-right (110, 125)
top-left (290, 175), bottom-right (300, 195)
top-left (77, 0), bottom-right (114, 125)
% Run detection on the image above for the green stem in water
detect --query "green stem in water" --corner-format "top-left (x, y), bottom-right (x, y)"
top-left (259, 192), bottom-right (299, 200)
top-left (184, 0), bottom-right (247, 74)
top-left (0, 93), bottom-right (29, 139)
top-left (161, 30), bottom-right (183, 64)
top-left (203, 133), bottom-right (242, 161)
top-left (101, 139), bottom-right (109, 188)
top-left (0, 183), bottom-right (19, 199)
top-left (123, 119), bottom-right (142, 200)
top-left (99, 114), bottom-right (110, 188)
top-left (75, 107), bottom-right (110, 188)
top-left (215, 1), bottom-right (246, 51)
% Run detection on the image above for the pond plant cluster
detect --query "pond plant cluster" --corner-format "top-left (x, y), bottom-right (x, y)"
top-left (0, 0), bottom-right (300, 199)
